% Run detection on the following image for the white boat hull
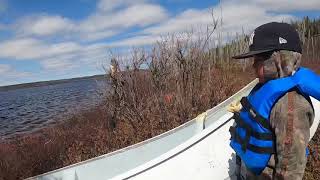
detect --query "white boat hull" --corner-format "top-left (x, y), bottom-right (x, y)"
top-left (112, 113), bottom-right (237, 180)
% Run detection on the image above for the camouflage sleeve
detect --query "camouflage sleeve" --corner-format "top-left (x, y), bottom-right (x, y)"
top-left (269, 91), bottom-right (315, 180)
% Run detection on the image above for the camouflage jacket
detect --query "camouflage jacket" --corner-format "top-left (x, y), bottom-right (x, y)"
top-left (246, 90), bottom-right (314, 180)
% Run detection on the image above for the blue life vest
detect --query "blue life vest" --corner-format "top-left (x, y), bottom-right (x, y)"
top-left (229, 67), bottom-right (320, 175)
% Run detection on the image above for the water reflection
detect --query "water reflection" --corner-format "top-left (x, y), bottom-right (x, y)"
top-left (0, 79), bottom-right (106, 139)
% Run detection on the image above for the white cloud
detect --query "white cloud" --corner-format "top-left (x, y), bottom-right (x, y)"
top-left (245, 0), bottom-right (320, 12)
top-left (80, 4), bottom-right (168, 33)
top-left (40, 43), bottom-right (108, 71)
top-left (143, 9), bottom-right (212, 35)
top-left (0, 64), bottom-right (32, 86)
top-left (0, 38), bottom-right (47, 59)
top-left (97, 0), bottom-right (147, 12)
top-left (49, 42), bottom-right (82, 55)
top-left (110, 35), bottom-right (161, 47)
top-left (0, 38), bottom-right (82, 60)
top-left (216, 2), bottom-right (296, 33)
top-left (11, 3), bottom-right (168, 42)
top-left (16, 15), bottom-right (75, 36)
top-left (117, 4), bottom-right (168, 27)
top-left (0, 64), bottom-right (11, 74)
top-left (40, 58), bottom-right (76, 71)
top-left (135, 1), bottom-right (296, 47)
top-left (80, 30), bottom-right (116, 41)
top-left (0, 37), bottom-right (110, 72)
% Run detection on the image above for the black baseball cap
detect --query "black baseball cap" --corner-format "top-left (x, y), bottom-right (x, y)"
top-left (233, 22), bottom-right (302, 59)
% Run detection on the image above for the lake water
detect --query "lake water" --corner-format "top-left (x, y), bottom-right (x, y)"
top-left (0, 79), bottom-right (106, 139)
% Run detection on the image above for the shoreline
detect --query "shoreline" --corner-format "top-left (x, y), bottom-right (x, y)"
top-left (0, 74), bottom-right (106, 92)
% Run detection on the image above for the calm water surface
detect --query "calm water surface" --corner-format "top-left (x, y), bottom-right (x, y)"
top-left (0, 79), bottom-right (106, 139)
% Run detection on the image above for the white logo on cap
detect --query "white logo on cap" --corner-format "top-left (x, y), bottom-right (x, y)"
top-left (279, 37), bottom-right (287, 44)
top-left (249, 32), bottom-right (255, 45)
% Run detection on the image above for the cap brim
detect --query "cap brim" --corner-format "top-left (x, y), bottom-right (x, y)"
top-left (232, 49), bottom-right (275, 59)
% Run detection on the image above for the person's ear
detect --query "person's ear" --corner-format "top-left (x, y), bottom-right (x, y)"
top-left (272, 51), bottom-right (284, 77)
top-left (293, 52), bottom-right (302, 73)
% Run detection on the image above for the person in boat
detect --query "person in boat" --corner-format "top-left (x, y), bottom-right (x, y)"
top-left (229, 22), bottom-right (320, 179)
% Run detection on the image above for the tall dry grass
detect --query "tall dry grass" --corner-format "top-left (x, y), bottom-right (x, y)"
top-left (0, 17), bottom-right (319, 180)
top-left (104, 35), bottom-right (253, 134)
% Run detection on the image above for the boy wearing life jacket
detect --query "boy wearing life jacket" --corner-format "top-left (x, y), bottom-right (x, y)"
top-left (229, 22), bottom-right (320, 179)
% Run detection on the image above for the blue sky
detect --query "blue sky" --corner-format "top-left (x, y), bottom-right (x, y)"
top-left (0, 0), bottom-right (319, 86)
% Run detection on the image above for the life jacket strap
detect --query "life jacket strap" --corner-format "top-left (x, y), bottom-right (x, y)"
top-left (230, 129), bottom-right (275, 154)
top-left (233, 113), bottom-right (273, 141)
top-left (240, 97), bottom-right (272, 130)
